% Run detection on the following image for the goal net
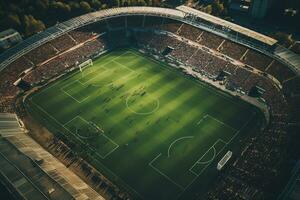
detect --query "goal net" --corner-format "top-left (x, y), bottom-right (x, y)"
top-left (78, 59), bottom-right (93, 72)
top-left (217, 151), bottom-right (232, 170)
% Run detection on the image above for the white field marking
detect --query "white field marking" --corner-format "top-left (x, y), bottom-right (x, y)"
top-left (36, 50), bottom-right (133, 98)
top-left (149, 112), bottom-right (240, 196)
top-left (78, 58), bottom-right (138, 87)
top-left (130, 50), bottom-right (239, 106)
top-left (65, 115), bottom-right (119, 159)
top-left (176, 140), bottom-right (227, 200)
top-left (188, 146), bottom-right (217, 177)
top-left (175, 114), bottom-right (247, 198)
top-left (112, 60), bottom-right (135, 73)
top-left (63, 115), bottom-right (80, 127)
top-left (167, 136), bottom-right (194, 158)
top-left (60, 80), bottom-right (89, 103)
top-left (75, 116), bottom-right (119, 159)
top-left (92, 159), bottom-right (146, 200)
top-left (30, 99), bottom-right (86, 146)
top-left (77, 64), bottom-right (111, 85)
top-left (206, 115), bottom-right (237, 132)
top-left (189, 140), bottom-right (220, 175)
top-left (75, 115), bottom-right (104, 133)
top-left (29, 99), bottom-right (141, 197)
top-left (125, 94), bottom-right (160, 115)
top-left (94, 70), bottom-right (138, 89)
top-left (64, 116), bottom-right (99, 139)
top-left (195, 146), bottom-right (217, 165)
top-left (78, 51), bottom-right (132, 79)
top-left (218, 111), bottom-right (256, 145)
top-left (149, 153), bottom-right (184, 190)
top-left (31, 99), bottom-right (119, 160)
top-left (196, 114), bottom-right (238, 144)
top-left (196, 114), bottom-right (208, 125)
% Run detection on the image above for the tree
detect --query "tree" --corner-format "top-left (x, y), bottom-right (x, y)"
top-left (7, 14), bottom-right (21, 29)
top-left (273, 32), bottom-right (294, 48)
top-left (80, 1), bottom-right (92, 13)
top-left (69, 2), bottom-right (81, 12)
top-left (50, 1), bottom-right (71, 13)
top-left (35, 0), bottom-right (50, 11)
top-left (23, 15), bottom-right (45, 36)
top-left (106, 0), bottom-right (120, 7)
top-left (90, 0), bottom-right (102, 10)
top-left (204, 5), bottom-right (213, 14)
top-left (212, 0), bottom-right (226, 16)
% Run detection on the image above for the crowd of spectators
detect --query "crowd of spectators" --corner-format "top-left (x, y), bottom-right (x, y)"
top-left (25, 43), bottom-right (58, 65)
top-left (147, 20), bottom-right (294, 85)
top-left (50, 34), bottom-right (77, 52)
top-left (178, 23), bottom-right (203, 42)
top-left (47, 136), bottom-right (129, 200)
top-left (134, 29), bottom-right (293, 199)
top-left (171, 42), bottom-right (197, 63)
top-left (266, 61), bottom-right (296, 83)
top-left (199, 31), bottom-right (225, 50)
top-left (68, 28), bottom-right (95, 43)
top-left (24, 38), bottom-right (104, 84)
top-left (0, 15), bottom-right (298, 199)
top-left (241, 50), bottom-right (273, 71)
top-left (160, 19), bottom-right (182, 33)
top-left (0, 56), bottom-right (34, 112)
top-left (219, 40), bottom-right (248, 60)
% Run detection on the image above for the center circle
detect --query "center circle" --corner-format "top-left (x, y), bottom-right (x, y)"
top-left (125, 93), bottom-right (159, 115)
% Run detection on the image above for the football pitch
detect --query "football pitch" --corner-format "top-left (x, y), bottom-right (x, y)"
top-left (26, 48), bottom-right (262, 200)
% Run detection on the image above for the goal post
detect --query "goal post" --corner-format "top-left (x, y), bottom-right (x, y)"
top-left (77, 59), bottom-right (93, 72)
top-left (217, 151), bottom-right (232, 170)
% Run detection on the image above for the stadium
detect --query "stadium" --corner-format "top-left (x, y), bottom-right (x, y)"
top-left (0, 5), bottom-right (299, 200)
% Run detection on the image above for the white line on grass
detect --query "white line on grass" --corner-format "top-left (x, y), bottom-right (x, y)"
top-left (177, 140), bottom-right (227, 200)
top-left (63, 115), bottom-right (79, 127)
top-left (92, 158), bottom-right (146, 200)
top-left (206, 115), bottom-right (237, 132)
top-left (176, 113), bottom-right (251, 198)
top-left (31, 99), bottom-right (119, 160)
top-left (125, 94), bottom-right (160, 115)
top-left (30, 100), bottom-right (86, 146)
top-left (75, 116), bottom-right (119, 159)
top-left (36, 51), bottom-right (133, 99)
top-left (129, 50), bottom-right (240, 106)
top-left (65, 115), bottom-right (119, 159)
top-left (78, 59), bottom-right (138, 88)
top-left (196, 114), bottom-right (208, 125)
top-left (149, 153), bottom-right (184, 190)
top-left (60, 80), bottom-right (89, 103)
top-left (189, 140), bottom-right (220, 175)
top-left (167, 136), bottom-right (194, 158)
top-left (112, 60), bottom-right (135, 73)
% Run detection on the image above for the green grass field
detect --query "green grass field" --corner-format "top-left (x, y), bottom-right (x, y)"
top-left (26, 49), bottom-right (262, 200)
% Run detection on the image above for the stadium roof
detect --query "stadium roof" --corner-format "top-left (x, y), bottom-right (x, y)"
top-left (177, 5), bottom-right (278, 46)
top-left (1, 6), bottom-right (299, 74)
top-left (274, 46), bottom-right (300, 73)
top-left (0, 7), bottom-right (185, 71)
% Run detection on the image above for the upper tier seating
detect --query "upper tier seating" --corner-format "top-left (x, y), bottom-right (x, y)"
top-left (266, 61), bottom-right (296, 83)
top-left (241, 50), bottom-right (273, 71)
top-left (219, 40), bottom-right (248, 60)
